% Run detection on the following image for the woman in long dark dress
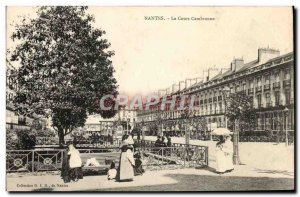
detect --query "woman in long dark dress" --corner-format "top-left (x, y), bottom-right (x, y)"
top-left (61, 146), bottom-right (71, 183)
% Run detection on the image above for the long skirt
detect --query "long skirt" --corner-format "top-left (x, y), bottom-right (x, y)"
top-left (215, 150), bottom-right (227, 173)
top-left (69, 167), bottom-right (83, 181)
top-left (224, 153), bottom-right (234, 171)
top-left (61, 151), bottom-right (71, 183)
top-left (116, 152), bottom-right (134, 181)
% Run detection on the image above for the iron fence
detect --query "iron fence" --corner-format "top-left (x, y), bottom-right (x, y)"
top-left (134, 140), bottom-right (209, 169)
top-left (7, 143), bottom-right (208, 173)
top-left (239, 135), bottom-right (294, 143)
top-left (6, 149), bottom-right (64, 173)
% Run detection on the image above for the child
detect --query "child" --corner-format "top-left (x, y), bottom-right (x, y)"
top-left (133, 150), bottom-right (145, 176)
top-left (107, 161), bottom-right (117, 180)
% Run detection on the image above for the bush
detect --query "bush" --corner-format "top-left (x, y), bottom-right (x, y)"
top-left (6, 129), bottom-right (36, 150)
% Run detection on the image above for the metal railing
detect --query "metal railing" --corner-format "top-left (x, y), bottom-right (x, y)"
top-left (283, 79), bottom-right (291, 87)
top-left (35, 137), bottom-right (122, 148)
top-left (7, 142), bottom-right (209, 173)
top-left (6, 149), bottom-right (64, 173)
top-left (134, 140), bottom-right (208, 169)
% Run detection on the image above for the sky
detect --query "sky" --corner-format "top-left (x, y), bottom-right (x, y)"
top-left (6, 6), bottom-right (293, 97)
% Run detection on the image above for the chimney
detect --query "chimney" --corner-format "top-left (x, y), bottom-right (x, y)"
top-left (231, 58), bottom-right (244, 72)
top-left (207, 66), bottom-right (220, 80)
top-left (190, 78), bottom-right (197, 86)
top-left (221, 68), bottom-right (230, 74)
top-left (172, 83), bottom-right (179, 93)
top-left (258, 47), bottom-right (280, 64)
top-left (166, 87), bottom-right (171, 95)
top-left (195, 77), bottom-right (202, 83)
top-left (203, 70), bottom-right (209, 82)
top-left (185, 79), bottom-right (192, 89)
top-left (179, 81), bottom-right (185, 90)
top-left (158, 89), bottom-right (167, 97)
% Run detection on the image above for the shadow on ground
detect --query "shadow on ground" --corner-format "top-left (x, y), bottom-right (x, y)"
top-left (253, 168), bottom-right (294, 177)
top-left (93, 173), bottom-right (294, 192)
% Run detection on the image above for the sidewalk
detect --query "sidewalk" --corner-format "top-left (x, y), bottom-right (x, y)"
top-left (142, 136), bottom-right (294, 172)
top-left (6, 163), bottom-right (294, 191)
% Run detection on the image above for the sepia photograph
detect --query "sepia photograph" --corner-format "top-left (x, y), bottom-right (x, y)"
top-left (5, 6), bottom-right (294, 192)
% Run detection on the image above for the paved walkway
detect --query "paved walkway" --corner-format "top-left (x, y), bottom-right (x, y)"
top-left (7, 163), bottom-right (294, 191)
top-left (6, 139), bottom-right (294, 191)
top-left (142, 136), bottom-right (294, 172)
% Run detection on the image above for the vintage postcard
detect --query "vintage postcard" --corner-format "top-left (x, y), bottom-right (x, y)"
top-left (6, 6), bottom-right (294, 192)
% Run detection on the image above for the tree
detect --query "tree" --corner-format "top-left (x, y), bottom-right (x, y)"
top-left (225, 91), bottom-right (256, 164)
top-left (189, 117), bottom-right (207, 139)
top-left (9, 6), bottom-right (118, 145)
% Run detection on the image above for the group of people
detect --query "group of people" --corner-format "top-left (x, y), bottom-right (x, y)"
top-left (60, 133), bottom-right (145, 183)
top-left (215, 135), bottom-right (234, 174)
top-left (61, 144), bottom-right (83, 183)
top-left (112, 134), bottom-right (145, 182)
top-left (154, 136), bottom-right (172, 147)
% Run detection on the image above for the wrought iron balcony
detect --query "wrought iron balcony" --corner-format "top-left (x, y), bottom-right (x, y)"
top-left (274, 100), bottom-right (283, 106)
top-left (257, 103), bottom-right (264, 108)
top-left (264, 84), bottom-right (271, 91)
top-left (255, 86), bottom-right (262, 93)
top-left (266, 102), bottom-right (272, 108)
top-left (273, 82), bottom-right (281, 90)
top-left (283, 79), bottom-right (291, 87)
top-left (248, 88), bottom-right (254, 94)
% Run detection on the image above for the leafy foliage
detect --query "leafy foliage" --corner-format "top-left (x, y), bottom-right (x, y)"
top-left (9, 6), bottom-right (118, 144)
top-left (189, 117), bottom-right (207, 136)
top-left (7, 129), bottom-right (36, 150)
top-left (225, 91), bottom-right (256, 131)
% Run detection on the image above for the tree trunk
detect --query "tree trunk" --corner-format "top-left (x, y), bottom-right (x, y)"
top-left (233, 119), bottom-right (241, 165)
top-left (58, 128), bottom-right (65, 147)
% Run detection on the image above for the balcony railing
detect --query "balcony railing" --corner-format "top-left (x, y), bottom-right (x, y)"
top-left (255, 86), bottom-right (262, 93)
top-left (283, 79), bottom-right (291, 87)
top-left (273, 82), bottom-right (281, 90)
top-left (257, 103), bottom-right (264, 108)
top-left (248, 88), bottom-right (254, 94)
top-left (264, 84), bottom-right (271, 91)
top-left (266, 102), bottom-right (272, 108)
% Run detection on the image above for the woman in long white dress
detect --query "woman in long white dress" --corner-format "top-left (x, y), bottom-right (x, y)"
top-left (68, 144), bottom-right (83, 181)
top-left (116, 134), bottom-right (135, 182)
top-left (215, 136), bottom-right (226, 174)
top-left (223, 135), bottom-right (234, 172)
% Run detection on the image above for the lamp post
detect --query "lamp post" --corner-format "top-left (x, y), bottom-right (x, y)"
top-left (283, 107), bottom-right (289, 146)
top-left (141, 119), bottom-right (145, 141)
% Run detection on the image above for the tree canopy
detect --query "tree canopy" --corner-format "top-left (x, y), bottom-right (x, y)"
top-left (225, 91), bottom-right (256, 131)
top-left (9, 6), bottom-right (118, 144)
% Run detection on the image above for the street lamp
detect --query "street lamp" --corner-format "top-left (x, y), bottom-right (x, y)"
top-left (141, 119), bottom-right (145, 141)
top-left (283, 107), bottom-right (289, 146)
